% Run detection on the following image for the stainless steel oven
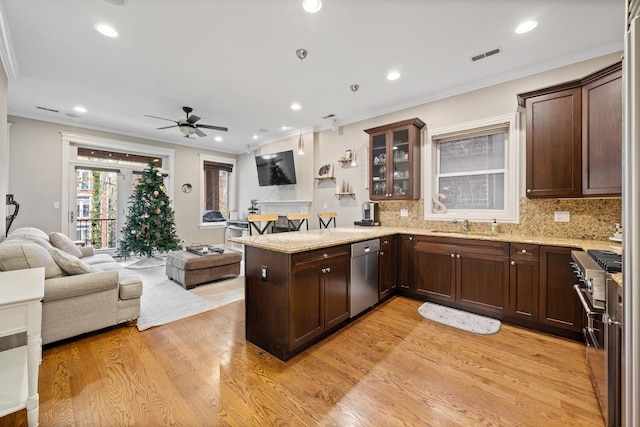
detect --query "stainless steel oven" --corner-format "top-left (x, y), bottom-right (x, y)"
top-left (571, 249), bottom-right (622, 427)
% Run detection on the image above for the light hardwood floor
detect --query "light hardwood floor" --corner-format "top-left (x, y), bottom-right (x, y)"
top-left (35, 296), bottom-right (604, 426)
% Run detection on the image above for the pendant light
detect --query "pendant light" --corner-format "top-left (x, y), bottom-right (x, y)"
top-left (350, 84), bottom-right (359, 166)
top-left (295, 48), bottom-right (308, 155)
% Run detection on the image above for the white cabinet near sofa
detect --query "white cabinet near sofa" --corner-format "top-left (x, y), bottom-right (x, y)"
top-left (0, 267), bottom-right (45, 426)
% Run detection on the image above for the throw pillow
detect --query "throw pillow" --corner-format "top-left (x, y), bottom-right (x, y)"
top-left (49, 247), bottom-right (96, 275)
top-left (0, 242), bottom-right (63, 279)
top-left (49, 232), bottom-right (83, 258)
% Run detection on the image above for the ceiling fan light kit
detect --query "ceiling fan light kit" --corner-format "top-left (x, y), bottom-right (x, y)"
top-left (145, 106), bottom-right (228, 139)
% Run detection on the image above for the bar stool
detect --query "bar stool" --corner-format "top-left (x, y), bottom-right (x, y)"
top-left (318, 212), bottom-right (337, 228)
top-left (286, 213), bottom-right (309, 231)
top-left (247, 214), bottom-right (279, 235)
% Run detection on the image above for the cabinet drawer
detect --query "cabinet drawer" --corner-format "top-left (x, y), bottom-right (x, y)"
top-left (510, 243), bottom-right (540, 260)
top-left (292, 245), bottom-right (350, 273)
top-left (416, 236), bottom-right (508, 257)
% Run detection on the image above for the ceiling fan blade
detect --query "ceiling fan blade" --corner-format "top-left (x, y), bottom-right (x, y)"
top-left (195, 128), bottom-right (207, 137)
top-left (157, 125), bottom-right (178, 130)
top-left (197, 124), bottom-right (228, 132)
top-left (187, 114), bottom-right (201, 124)
top-left (144, 114), bottom-right (177, 123)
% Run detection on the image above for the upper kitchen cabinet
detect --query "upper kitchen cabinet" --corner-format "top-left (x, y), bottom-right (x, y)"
top-left (365, 118), bottom-right (425, 201)
top-left (581, 63), bottom-right (622, 196)
top-left (517, 61), bottom-right (622, 198)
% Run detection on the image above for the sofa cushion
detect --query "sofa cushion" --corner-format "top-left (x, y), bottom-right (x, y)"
top-left (0, 242), bottom-right (63, 278)
top-left (49, 247), bottom-right (97, 275)
top-left (5, 233), bottom-right (54, 250)
top-left (11, 227), bottom-right (49, 240)
top-left (49, 232), bottom-right (83, 258)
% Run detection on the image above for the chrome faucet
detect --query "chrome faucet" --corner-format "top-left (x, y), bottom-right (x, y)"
top-left (453, 219), bottom-right (469, 231)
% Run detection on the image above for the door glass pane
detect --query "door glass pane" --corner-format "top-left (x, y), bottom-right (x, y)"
top-left (75, 168), bottom-right (118, 249)
top-left (371, 133), bottom-right (388, 196)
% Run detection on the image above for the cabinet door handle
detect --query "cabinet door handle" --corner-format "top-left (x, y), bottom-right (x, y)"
top-left (380, 251), bottom-right (385, 255)
top-left (511, 260), bottom-right (516, 266)
top-left (326, 267), bottom-right (331, 273)
top-left (526, 188), bottom-right (532, 193)
top-left (450, 253), bottom-right (455, 258)
top-left (409, 236), bottom-right (413, 241)
top-left (521, 249), bottom-right (527, 254)
top-left (456, 254), bottom-right (461, 259)
top-left (323, 253), bottom-right (328, 258)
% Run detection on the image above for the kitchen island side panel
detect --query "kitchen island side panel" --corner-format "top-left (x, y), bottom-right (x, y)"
top-left (245, 245), bottom-right (291, 360)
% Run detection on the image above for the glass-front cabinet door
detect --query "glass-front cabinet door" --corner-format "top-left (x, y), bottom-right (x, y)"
top-left (365, 118), bottom-right (425, 201)
top-left (370, 132), bottom-right (389, 198)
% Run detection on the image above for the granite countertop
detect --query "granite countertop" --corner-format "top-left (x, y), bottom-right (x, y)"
top-left (230, 226), bottom-right (620, 255)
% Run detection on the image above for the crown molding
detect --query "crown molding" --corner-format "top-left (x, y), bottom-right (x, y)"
top-left (0, 4), bottom-right (18, 80)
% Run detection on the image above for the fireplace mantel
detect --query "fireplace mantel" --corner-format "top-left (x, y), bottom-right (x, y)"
top-left (258, 200), bottom-right (312, 215)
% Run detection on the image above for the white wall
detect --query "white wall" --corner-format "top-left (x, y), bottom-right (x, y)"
top-left (0, 63), bottom-right (6, 238)
top-left (236, 130), bottom-right (315, 220)
top-left (6, 116), bottom-right (236, 245)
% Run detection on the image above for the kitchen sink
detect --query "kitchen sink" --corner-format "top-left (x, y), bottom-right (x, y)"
top-left (429, 229), bottom-right (496, 237)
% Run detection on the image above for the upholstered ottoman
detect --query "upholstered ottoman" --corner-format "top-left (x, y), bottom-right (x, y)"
top-left (166, 250), bottom-right (242, 289)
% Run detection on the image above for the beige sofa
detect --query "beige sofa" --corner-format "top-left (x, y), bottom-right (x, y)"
top-left (0, 227), bottom-right (142, 344)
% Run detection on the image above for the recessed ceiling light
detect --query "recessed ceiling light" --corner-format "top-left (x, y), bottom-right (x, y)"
top-left (387, 71), bottom-right (401, 81)
top-left (302, 0), bottom-right (322, 13)
top-left (290, 102), bottom-right (301, 111)
top-left (214, 136), bottom-right (222, 142)
top-left (73, 106), bottom-right (87, 113)
top-left (281, 125), bottom-right (291, 130)
top-left (253, 135), bottom-right (259, 140)
top-left (95, 23), bottom-right (118, 38)
top-left (515, 20), bottom-right (537, 34)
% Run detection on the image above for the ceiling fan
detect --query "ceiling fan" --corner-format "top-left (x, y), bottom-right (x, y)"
top-left (145, 106), bottom-right (228, 138)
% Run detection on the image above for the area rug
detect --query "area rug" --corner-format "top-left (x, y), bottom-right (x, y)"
top-left (131, 265), bottom-right (245, 331)
top-left (418, 302), bottom-right (501, 335)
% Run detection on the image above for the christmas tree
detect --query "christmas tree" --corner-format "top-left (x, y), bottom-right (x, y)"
top-left (117, 161), bottom-right (181, 259)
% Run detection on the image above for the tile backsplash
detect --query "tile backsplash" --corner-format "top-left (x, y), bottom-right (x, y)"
top-left (379, 197), bottom-right (621, 241)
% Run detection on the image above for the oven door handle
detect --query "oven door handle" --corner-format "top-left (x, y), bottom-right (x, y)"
top-left (574, 284), bottom-right (595, 317)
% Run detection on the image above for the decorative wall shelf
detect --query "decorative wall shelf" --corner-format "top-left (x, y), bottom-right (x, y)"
top-left (315, 176), bottom-right (336, 185)
top-left (335, 192), bottom-right (355, 200)
top-left (338, 158), bottom-right (351, 168)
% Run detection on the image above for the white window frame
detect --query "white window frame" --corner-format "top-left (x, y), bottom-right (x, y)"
top-left (424, 113), bottom-right (519, 223)
top-left (198, 153), bottom-right (237, 229)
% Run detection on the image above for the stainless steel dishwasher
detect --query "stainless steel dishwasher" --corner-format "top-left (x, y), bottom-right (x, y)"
top-left (350, 239), bottom-right (380, 318)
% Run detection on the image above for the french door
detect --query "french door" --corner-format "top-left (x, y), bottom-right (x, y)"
top-left (68, 164), bottom-right (142, 251)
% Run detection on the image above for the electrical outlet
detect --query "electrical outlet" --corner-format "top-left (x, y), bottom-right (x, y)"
top-left (261, 265), bottom-right (268, 281)
top-left (400, 209), bottom-right (408, 217)
top-left (323, 202), bottom-right (327, 209)
top-left (554, 211), bottom-right (570, 222)
top-left (53, 202), bottom-right (60, 209)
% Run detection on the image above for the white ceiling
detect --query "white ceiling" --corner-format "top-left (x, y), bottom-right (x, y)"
top-left (0, 0), bottom-right (624, 155)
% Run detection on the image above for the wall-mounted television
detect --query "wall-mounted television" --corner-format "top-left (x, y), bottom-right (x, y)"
top-left (255, 150), bottom-right (297, 186)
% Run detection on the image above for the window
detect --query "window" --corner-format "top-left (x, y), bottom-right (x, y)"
top-left (424, 114), bottom-right (519, 223)
top-left (199, 154), bottom-right (237, 226)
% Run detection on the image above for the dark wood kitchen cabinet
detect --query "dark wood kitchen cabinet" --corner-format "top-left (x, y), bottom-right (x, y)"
top-left (245, 244), bottom-right (350, 361)
top-left (413, 236), bottom-right (510, 316)
top-left (508, 243), bottom-right (540, 322)
top-left (582, 63), bottom-right (622, 196)
top-left (518, 61), bottom-right (622, 198)
top-left (379, 236), bottom-right (396, 301)
top-left (396, 234), bottom-right (414, 294)
top-left (520, 87), bottom-right (583, 198)
top-left (538, 245), bottom-right (582, 336)
top-left (364, 118), bottom-right (425, 201)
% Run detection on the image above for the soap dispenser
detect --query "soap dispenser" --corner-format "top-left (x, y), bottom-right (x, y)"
top-left (491, 219), bottom-right (499, 234)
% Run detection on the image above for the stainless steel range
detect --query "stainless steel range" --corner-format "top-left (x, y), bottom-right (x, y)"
top-left (571, 249), bottom-right (622, 427)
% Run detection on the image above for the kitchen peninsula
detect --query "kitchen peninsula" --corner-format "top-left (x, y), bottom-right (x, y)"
top-left (233, 226), bottom-right (616, 361)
